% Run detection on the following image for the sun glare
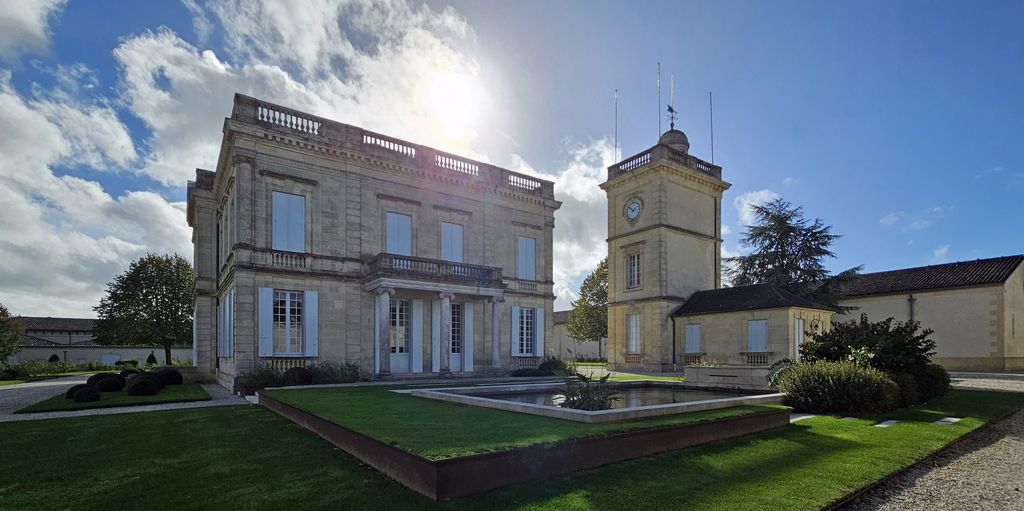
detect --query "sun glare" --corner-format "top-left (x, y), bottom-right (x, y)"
top-left (424, 70), bottom-right (484, 141)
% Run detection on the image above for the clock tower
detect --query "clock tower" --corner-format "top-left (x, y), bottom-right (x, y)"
top-left (600, 128), bottom-right (731, 371)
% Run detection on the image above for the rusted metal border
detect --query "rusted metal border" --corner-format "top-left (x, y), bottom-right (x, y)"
top-left (259, 391), bottom-right (789, 500)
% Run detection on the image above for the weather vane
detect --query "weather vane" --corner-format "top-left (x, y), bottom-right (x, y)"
top-left (666, 73), bottom-right (677, 130)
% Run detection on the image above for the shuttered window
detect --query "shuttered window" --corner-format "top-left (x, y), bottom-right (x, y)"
top-left (685, 324), bottom-right (701, 353)
top-left (385, 212), bottom-right (412, 256)
top-left (516, 236), bottom-right (536, 280)
top-left (441, 222), bottom-right (463, 262)
top-left (272, 192), bottom-right (305, 252)
top-left (748, 320), bottom-right (768, 353)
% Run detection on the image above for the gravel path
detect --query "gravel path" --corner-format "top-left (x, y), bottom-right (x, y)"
top-left (0, 377), bottom-right (247, 423)
top-left (842, 377), bottom-right (1024, 511)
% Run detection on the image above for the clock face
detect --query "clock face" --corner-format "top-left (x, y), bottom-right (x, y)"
top-left (625, 200), bottom-right (642, 220)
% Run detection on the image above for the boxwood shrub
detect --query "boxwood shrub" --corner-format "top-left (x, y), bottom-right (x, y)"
top-left (86, 372), bottom-right (119, 386)
top-left (154, 368), bottom-right (184, 386)
top-left (777, 361), bottom-right (900, 414)
top-left (912, 363), bottom-right (951, 402)
top-left (72, 386), bottom-right (101, 402)
top-left (283, 367), bottom-right (313, 386)
top-left (120, 368), bottom-right (142, 378)
top-left (64, 383), bottom-right (94, 399)
top-left (95, 377), bottom-right (126, 392)
top-left (125, 375), bottom-right (161, 396)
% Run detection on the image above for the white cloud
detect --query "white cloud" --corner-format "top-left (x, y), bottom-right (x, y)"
top-left (974, 166), bottom-right (1003, 180)
top-left (782, 176), bottom-right (798, 186)
top-left (0, 0), bottom-right (66, 62)
top-left (879, 212), bottom-right (899, 225)
top-left (721, 224), bottom-right (732, 237)
top-left (931, 244), bottom-right (950, 263)
top-left (732, 189), bottom-right (779, 227)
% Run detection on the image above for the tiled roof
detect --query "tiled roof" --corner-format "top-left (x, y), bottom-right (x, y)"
top-left (843, 255), bottom-right (1024, 297)
top-left (17, 334), bottom-right (61, 347)
top-left (16, 317), bottom-right (95, 332)
top-left (672, 284), bottom-right (832, 317)
top-left (553, 310), bottom-right (570, 325)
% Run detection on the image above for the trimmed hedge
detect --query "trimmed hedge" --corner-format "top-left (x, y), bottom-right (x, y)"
top-left (143, 372), bottom-right (166, 389)
top-left (154, 368), bottom-right (184, 386)
top-left (777, 361), bottom-right (900, 414)
top-left (284, 367), bottom-right (313, 386)
top-left (64, 384), bottom-right (94, 399)
top-left (96, 377), bottom-right (125, 393)
top-left (120, 368), bottom-right (142, 378)
top-left (72, 386), bottom-right (101, 403)
top-left (912, 363), bottom-right (951, 402)
top-left (125, 376), bottom-right (161, 396)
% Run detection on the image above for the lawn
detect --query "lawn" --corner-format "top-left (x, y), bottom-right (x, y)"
top-left (0, 389), bottom-right (1020, 511)
top-left (573, 361), bottom-right (608, 367)
top-left (265, 384), bottom-right (782, 459)
top-left (0, 371), bottom-right (95, 386)
top-left (16, 383), bottom-right (211, 413)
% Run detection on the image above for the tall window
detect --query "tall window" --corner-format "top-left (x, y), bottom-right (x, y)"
top-left (441, 222), bottom-right (464, 262)
top-left (685, 324), bottom-right (701, 353)
top-left (626, 314), bottom-right (641, 353)
top-left (273, 290), bottom-right (304, 354)
top-left (390, 299), bottom-right (410, 353)
top-left (517, 236), bottom-right (536, 280)
top-left (748, 319), bottom-right (768, 353)
top-left (518, 307), bottom-right (536, 355)
top-left (385, 212), bottom-right (412, 256)
top-left (272, 192), bottom-right (305, 252)
top-left (450, 303), bottom-right (463, 354)
top-left (627, 253), bottom-right (642, 289)
top-left (794, 318), bottom-right (805, 360)
top-left (217, 289), bottom-right (234, 358)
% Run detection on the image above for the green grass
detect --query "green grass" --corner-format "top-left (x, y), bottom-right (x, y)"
top-left (0, 389), bottom-right (1020, 511)
top-left (266, 384), bottom-right (785, 459)
top-left (15, 383), bottom-right (211, 413)
top-left (573, 361), bottom-right (608, 367)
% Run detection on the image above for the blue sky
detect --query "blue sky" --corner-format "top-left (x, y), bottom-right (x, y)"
top-left (1, 0), bottom-right (1021, 316)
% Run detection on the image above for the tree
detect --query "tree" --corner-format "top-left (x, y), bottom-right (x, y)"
top-left (566, 258), bottom-right (607, 357)
top-left (0, 303), bottom-right (22, 363)
top-left (725, 198), bottom-right (861, 309)
top-left (800, 314), bottom-right (937, 374)
top-left (93, 254), bottom-right (195, 364)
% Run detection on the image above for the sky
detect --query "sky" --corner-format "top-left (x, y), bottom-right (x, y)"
top-left (0, 0), bottom-right (1022, 317)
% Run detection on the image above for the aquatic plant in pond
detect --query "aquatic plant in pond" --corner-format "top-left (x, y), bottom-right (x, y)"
top-left (559, 373), bottom-right (619, 411)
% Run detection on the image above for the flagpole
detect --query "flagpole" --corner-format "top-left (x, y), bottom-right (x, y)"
top-left (657, 62), bottom-right (662, 136)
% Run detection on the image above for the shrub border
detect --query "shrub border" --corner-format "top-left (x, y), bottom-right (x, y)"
top-left (258, 391), bottom-right (789, 500)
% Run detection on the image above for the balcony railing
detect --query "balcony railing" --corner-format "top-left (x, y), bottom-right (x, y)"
top-left (683, 353), bottom-right (705, 365)
top-left (608, 144), bottom-right (722, 181)
top-left (366, 253), bottom-right (503, 287)
top-left (742, 352), bottom-right (771, 366)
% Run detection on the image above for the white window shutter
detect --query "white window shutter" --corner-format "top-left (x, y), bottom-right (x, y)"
top-left (373, 296), bottom-right (380, 374)
top-left (431, 300), bottom-right (441, 372)
top-left (272, 192), bottom-right (287, 250)
top-left (463, 302), bottom-right (474, 371)
top-left (535, 308), bottom-right (545, 357)
top-left (516, 237), bottom-right (536, 280)
top-left (303, 290), bottom-right (318, 357)
top-left (290, 195), bottom-right (305, 252)
top-left (226, 290), bottom-right (234, 356)
top-left (510, 305), bottom-right (521, 356)
top-left (258, 287), bottom-right (274, 356)
top-left (748, 320), bottom-right (768, 352)
top-left (386, 213), bottom-right (412, 256)
top-left (411, 299), bottom-right (424, 373)
top-left (441, 223), bottom-right (463, 262)
top-left (216, 300), bottom-right (223, 357)
top-left (685, 324), bottom-right (701, 353)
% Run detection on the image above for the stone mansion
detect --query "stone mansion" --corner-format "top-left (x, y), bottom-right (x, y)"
top-left (188, 94), bottom-right (560, 389)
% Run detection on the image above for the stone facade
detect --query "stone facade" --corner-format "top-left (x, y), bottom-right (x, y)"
top-left (187, 94), bottom-right (560, 389)
top-left (600, 130), bottom-right (730, 372)
top-left (674, 307), bottom-right (833, 366)
top-left (837, 261), bottom-right (1024, 371)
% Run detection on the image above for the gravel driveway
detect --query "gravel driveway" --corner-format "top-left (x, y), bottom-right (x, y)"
top-left (0, 375), bottom-right (89, 415)
top-left (841, 377), bottom-right (1024, 511)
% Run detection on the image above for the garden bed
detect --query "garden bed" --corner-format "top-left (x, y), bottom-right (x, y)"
top-left (259, 390), bottom-right (789, 500)
top-left (16, 383), bottom-right (211, 413)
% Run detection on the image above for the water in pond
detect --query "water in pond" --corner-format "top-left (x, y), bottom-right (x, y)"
top-left (480, 386), bottom-right (741, 409)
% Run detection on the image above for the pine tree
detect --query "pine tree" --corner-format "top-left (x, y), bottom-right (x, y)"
top-left (725, 198), bottom-right (861, 309)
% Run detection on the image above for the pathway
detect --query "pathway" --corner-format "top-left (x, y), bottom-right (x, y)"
top-left (841, 376), bottom-right (1024, 511)
top-left (0, 376), bottom-right (247, 423)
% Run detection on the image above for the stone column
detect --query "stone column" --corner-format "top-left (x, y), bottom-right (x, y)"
top-left (439, 292), bottom-right (454, 375)
top-left (489, 296), bottom-right (505, 370)
top-left (376, 287), bottom-right (393, 377)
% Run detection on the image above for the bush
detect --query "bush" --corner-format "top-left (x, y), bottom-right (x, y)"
top-left (170, 358), bottom-right (193, 366)
top-left (912, 363), bottom-right (951, 402)
top-left (237, 365), bottom-right (285, 388)
top-left (766, 358), bottom-right (795, 388)
top-left (95, 377), bottom-right (126, 392)
top-left (114, 360), bottom-right (139, 368)
top-left (777, 361), bottom-right (900, 414)
top-left (64, 384), bottom-right (94, 399)
top-left (537, 357), bottom-right (575, 375)
top-left (120, 368), bottom-right (142, 378)
top-left (80, 361), bottom-right (115, 372)
top-left (73, 386), bottom-right (101, 402)
top-left (574, 356), bottom-right (608, 363)
top-left (48, 354), bottom-right (61, 363)
top-left (800, 314), bottom-right (936, 375)
top-left (306, 362), bottom-right (361, 384)
top-left (143, 372), bottom-right (166, 389)
top-left (154, 368), bottom-right (184, 386)
top-left (1, 366), bottom-right (29, 380)
top-left (87, 372), bottom-right (120, 386)
top-left (559, 373), bottom-right (619, 411)
top-left (146, 353), bottom-right (158, 366)
top-left (283, 366), bottom-right (313, 386)
top-left (890, 372), bottom-right (919, 407)
top-left (5, 360), bottom-right (79, 376)
top-left (125, 375), bottom-right (161, 396)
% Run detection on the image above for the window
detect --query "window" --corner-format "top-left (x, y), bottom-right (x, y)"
top-left (685, 324), bottom-right (701, 353)
top-left (627, 253), bottom-right (642, 289)
top-left (794, 318), bottom-right (805, 360)
top-left (273, 290), bottom-right (304, 354)
top-left (217, 289), bottom-right (234, 358)
top-left (450, 303), bottom-right (463, 354)
top-left (626, 314), bottom-right (641, 353)
top-left (517, 236), bottom-right (536, 280)
top-left (441, 222), bottom-right (464, 262)
top-left (390, 299), bottom-right (410, 353)
top-left (518, 307), bottom-right (536, 355)
top-left (272, 192), bottom-right (305, 252)
top-left (385, 212), bottom-right (412, 256)
top-left (748, 320), bottom-right (768, 353)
